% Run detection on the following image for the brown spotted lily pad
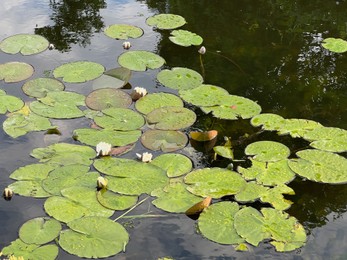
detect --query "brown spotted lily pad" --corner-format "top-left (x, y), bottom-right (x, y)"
top-left (141, 129), bottom-right (188, 152)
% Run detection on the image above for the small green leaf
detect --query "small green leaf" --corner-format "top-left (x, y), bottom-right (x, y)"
top-left (157, 67), bottom-right (203, 90)
top-left (0, 34), bottom-right (49, 55)
top-left (0, 61), bottom-right (34, 83)
top-left (213, 146), bottom-right (234, 159)
top-left (135, 93), bottom-right (183, 115)
top-left (104, 24), bottom-right (143, 40)
top-left (22, 78), bottom-right (65, 98)
top-left (118, 51), bottom-right (165, 71)
top-left (169, 30), bottom-right (203, 47)
top-left (0, 89), bottom-right (24, 114)
top-left (245, 141), bottom-right (290, 162)
top-left (322, 37), bottom-right (347, 53)
top-left (146, 14), bottom-right (186, 30)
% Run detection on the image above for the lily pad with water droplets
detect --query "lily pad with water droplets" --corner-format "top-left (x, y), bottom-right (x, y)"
top-left (104, 24), bottom-right (143, 40)
top-left (198, 201), bottom-right (244, 245)
top-left (0, 61), bottom-right (34, 83)
top-left (322, 37), bottom-right (347, 53)
top-left (277, 119), bottom-right (322, 138)
top-left (86, 88), bottom-right (132, 111)
top-left (135, 93), bottom-right (183, 115)
top-left (141, 129), bottom-right (188, 152)
top-left (169, 30), bottom-right (203, 47)
top-left (53, 61), bottom-right (105, 83)
top-left (157, 67), bottom-right (203, 90)
top-left (0, 89), bottom-right (24, 114)
top-left (245, 141), bottom-right (290, 162)
top-left (0, 34), bottom-right (49, 55)
top-left (118, 51), bottom-right (165, 71)
top-left (146, 14), bottom-right (186, 30)
top-left (59, 216), bottom-right (129, 258)
top-left (92, 67), bottom-right (132, 90)
top-left (151, 153), bottom-right (192, 177)
top-left (22, 78), bottom-right (65, 98)
top-left (97, 189), bottom-right (138, 210)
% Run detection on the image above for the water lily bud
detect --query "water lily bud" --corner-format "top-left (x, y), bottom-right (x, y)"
top-left (122, 41), bottom-right (131, 50)
top-left (130, 86), bottom-right (148, 101)
top-left (97, 176), bottom-right (108, 189)
top-left (3, 187), bottom-right (13, 200)
top-left (136, 152), bottom-right (153, 162)
top-left (48, 43), bottom-right (55, 50)
top-left (198, 46), bottom-right (206, 55)
top-left (96, 142), bottom-right (112, 156)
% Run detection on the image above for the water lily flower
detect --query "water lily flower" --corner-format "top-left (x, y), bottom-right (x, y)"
top-left (198, 46), bottom-right (206, 55)
top-left (136, 152), bottom-right (153, 162)
top-left (131, 86), bottom-right (148, 101)
top-left (96, 142), bottom-right (112, 156)
top-left (3, 187), bottom-right (13, 200)
top-left (122, 41), bottom-right (131, 50)
top-left (97, 176), bottom-right (108, 189)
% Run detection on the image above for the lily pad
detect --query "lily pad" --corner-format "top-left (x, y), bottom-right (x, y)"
top-left (96, 189), bottom-right (138, 210)
top-left (169, 30), bottom-right (203, 47)
top-left (0, 89), bottom-right (24, 114)
top-left (250, 113), bottom-right (286, 131)
top-left (198, 202), bottom-right (244, 244)
top-left (59, 216), bottom-right (129, 258)
top-left (0, 61), bottom-right (34, 83)
top-left (104, 24), bottom-right (143, 40)
top-left (322, 37), bottom-right (347, 53)
top-left (8, 180), bottom-right (51, 198)
top-left (245, 141), bottom-right (290, 162)
top-left (157, 67), bottom-right (203, 90)
top-left (141, 129), bottom-right (188, 152)
top-left (19, 217), bottom-right (62, 245)
top-left (213, 146), bottom-right (234, 159)
top-left (73, 128), bottom-right (141, 146)
top-left (93, 67), bottom-right (131, 90)
top-left (85, 88), bottom-right (132, 111)
top-left (146, 106), bottom-right (196, 130)
top-left (277, 119), bottom-right (323, 138)
top-left (22, 78), bottom-right (65, 98)
top-left (288, 149), bottom-right (347, 184)
top-left (146, 14), bottom-right (186, 30)
top-left (135, 93), bottom-right (183, 115)
top-left (53, 61), bottom-right (105, 83)
top-left (10, 163), bottom-right (55, 181)
top-left (184, 168), bottom-right (246, 198)
top-left (151, 153), bottom-right (193, 177)
top-left (0, 34), bottom-right (49, 55)
top-left (118, 51), bottom-right (165, 71)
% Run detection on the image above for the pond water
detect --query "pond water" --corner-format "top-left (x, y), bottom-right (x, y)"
top-left (0, 0), bottom-right (347, 259)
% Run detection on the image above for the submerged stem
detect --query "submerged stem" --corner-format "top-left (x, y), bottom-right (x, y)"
top-left (114, 196), bottom-right (149, 222)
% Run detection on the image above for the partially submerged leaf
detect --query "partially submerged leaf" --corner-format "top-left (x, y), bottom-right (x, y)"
top-left (22, 78), bottom-right (65, 98)
top-left (185, 196), bottom-right (212, 216)
top-left (141, 129), bottom-right (188, 152)
top-left (85, 88), bottom-right (132, 111)
top-left (135, 93), bottom-right (183, 115)
top-left (169, 30), bottom-right (203, 47)
top-left (118, 51), bottom-right (165, 71)
top-left (0, 89), bottom-right (24, 114)
top-left (157, 67), bottom-right (203, 91)
top-left (104, 24), bottom-right (143, 40)
top-left (93, 67), bottom-right (131, 90)
top-left (146, 14), bottom-right (186, 30)
top-left (97, 189), bottom-right (138, 210)
top-left (0, 61), bottom-right (34, 83)
top-left (245, 141), bottom-right (290, 162)
top-left (0, 34), bottom-right (49, 55)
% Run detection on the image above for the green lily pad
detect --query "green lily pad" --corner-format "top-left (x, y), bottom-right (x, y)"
top-left (157, 67), bottom-right (203, 90)
top-left (53, 61), bottom-right (105, 83)
top-left (44, 186), bottom-right (114, 223)
top-left (30, 91), bottom-right (85, 119)
top-left (1, 239), bottom-right (58, 260)
top-left (277, 119), bottom-right (323, 138)
top-left (146, 14), bottom-right (186, 30)
top-left (151, 181), bottom-right (202, 213)
top-left (0, 61), bottom-right (34, 83)
top-left (8, 180), bottom-right (51, 198)
top-left (303, 126), bottom-right (347, 153)
top-left (93, 67), bottom-right (131, 90)
top-left (10, 163), bottom-right (55, 181)
top-left (94, 107), bottom-right (145, 130)
top-left (22, 78), bottom-right (65, 98)
top-left (59, 216), bottom-right (129, 258)
top-left (19, 217), bottom-right (62, 245)
top-left (73, 128), bottom-right (141, 147)
top-left (42, 165), bottom-right (99, 196)
top-left (151, 153), bottom-right (192, 177)
top-left (198, 202), bottom-right (244, 244)
top-left (0, 89), bottom-right (24, 114)
top-left (288, 149), bottom-right (347, 184)
top-left (30, 143), bottom-right (96, 166)
top-left (169, 30), bottom-right (203, 47)
top-left (250, 113), bottom-right (286, 131)
top-left (234, 207), bottom-right (306, 252)
top-left (245, 141), bottom-right (290, 162)
top-left (85, 88), bottom-right (132, 111)
top-left (118, 51), bottom-right (165, 71)
top-left (104, 24), bottom-right (143, 40)
top-left (322, 37), bottom-right (347, 53)
top-left (141, 129), bottom-right (188, 152)
top-left (146, 106), bottom-right (196, 130)
top-left (96, 189), bottom-right (138, 210)
top-left (213, 146), bottom-right (234, 159)
top-left (135, 93), bottom-right (183, 115)
top-left (94, 157), bottom-right (169, 195)
top-left (184, 168), bottom-right (246, 198)
top-left (0, 34), bottom-right (49, 55)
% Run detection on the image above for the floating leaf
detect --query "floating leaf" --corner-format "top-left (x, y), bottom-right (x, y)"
top-left (0, 89), bottom-right (24, 114)
top-left (59, 216), bottom-right (129, 258)
top-left (85, 88), bottom-right (132, 111)
top-left (151, 153), bottom-right (192, 177)
top-left (322, 37), bottom-right (347, 53)
top-left (146, 14), bottom-right (186, 30)
top-left (251, 113), bottom-right (286, 131)
top-left (8, 180), bottom-right (51, 198)
top-left (22, 78), bottom-right (65, 98)
top-left (169, 30), bottom-right (203, 47)
top-left (53, 61), bottom-right (105, 83)
top-left (288, 149), bottom-right (347, 184)
top-left (0, 61), bottom-right (34, 83)
top-left (0, 34), bottom-right (49, 55)
top-left (198, 202), bottom-right (244, 244)
top-left (184, 168), bottom-right (246, 198)
top-left (118, 51), bottom-right (165, 71)
top-left (73, 128), bottom-right (141, 147)
top-left (141, 129), bottom-right (188, 152)
top-left (157, 67), bottom-right (203, 91)
top-left (135, 93), bottom-right (183, 115)
top-left (104, 24), bottom-right (143, 40)
top-left (245, 141), bottom-right (290, 162)
top-left (93, 67), bottom-right (131, 90)
top-left (146, 106), bottom-right (196, 130)
top-left (96, 189), bottom-right (138, 210)
top-left (277, 119), bottom-right (322, 138)
top-left (10, 163), bottom-right (55, 181)
top-left (185, 196), bottom-right (212, 216)
top-left (19, 217), bottom-right (61, 245)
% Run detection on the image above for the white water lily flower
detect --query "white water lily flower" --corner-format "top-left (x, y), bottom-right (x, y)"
top-left (96, 142), bottom-right (112, 156)
top-left (97, 176), bottom-right (108, 189)
top-left (136, 152), bottom-right (153, 162)
top-left (3, 187), bottom-right (13, 200)
top-left (198, 46), bottom-right (206, 55)
top-left (122, 41), bottom-right (131, 50)
top-left (131, 86), bottom-right (148, 101)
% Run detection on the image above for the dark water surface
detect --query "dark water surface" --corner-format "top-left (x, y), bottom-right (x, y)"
top-left (0, 0), bottom-right (347, 259)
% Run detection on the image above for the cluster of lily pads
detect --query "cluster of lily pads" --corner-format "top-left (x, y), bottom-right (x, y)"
top-left (0, 13), bottom-right (346, 259)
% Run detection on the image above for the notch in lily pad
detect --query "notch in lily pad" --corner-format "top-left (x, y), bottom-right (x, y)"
top-left (118, 50), bottom-right (165, 71)
top-left (104, 24), bottom-right (143, 40)
top-left (146, 14), bottom-right (186, 30)
top-left (141, 129), bottom-right (188, 152)
top-left (169, 30), bottom-right (203, 47)
top-left (245, 141), bottom-right (290, 162)
top-left (0, 34), bottom-right (49, 55)
top-left (157, 67), bottom-right (203, 90)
